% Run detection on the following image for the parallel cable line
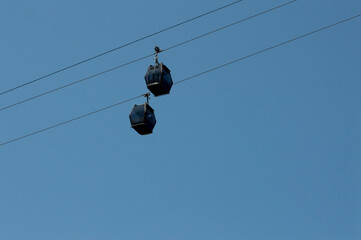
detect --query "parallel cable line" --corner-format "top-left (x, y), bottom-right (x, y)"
top-left (0, 1), bottom-right (296, 112)
top-left (175, 13), bottom-right (361, 85)
top-left (0, 94), bottom-right (145, 147)
top-left (163, 0), bottom-right (296, 52)
top-left (0, 0), bottom-right (244, 96)
top-left (1, 13), bottom-right (359, 148)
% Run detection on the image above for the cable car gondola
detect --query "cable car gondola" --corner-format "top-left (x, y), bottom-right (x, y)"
top-left (129, 94), bottom-right (156, 135)
top-left (144, 46), bottom-right (173, 96)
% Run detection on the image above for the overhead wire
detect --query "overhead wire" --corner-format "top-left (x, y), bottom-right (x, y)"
top-left (0, 0), bottom-right (296, 113)
top-left (175, 13), bottom-right (361, 85)
top-left (0, 94), bottom-right (145, 147)
top-left (0, 13), bottom-right (359, 148)
top-left (0, 0), bottom-right (244, 96)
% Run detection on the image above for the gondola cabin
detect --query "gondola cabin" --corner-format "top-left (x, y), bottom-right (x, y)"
top-left (144, 63), bottom-right (173, 96)
top-left (129, 103), bottom-right (156, 135)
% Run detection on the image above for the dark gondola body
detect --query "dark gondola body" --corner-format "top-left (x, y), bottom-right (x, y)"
top-left (144, 63), bottom-right (173, 96)
top-left (129, 103), bottom-right (156, 135)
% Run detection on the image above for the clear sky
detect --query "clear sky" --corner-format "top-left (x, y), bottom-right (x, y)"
top-left (0, 0), bottom-right (360, 239)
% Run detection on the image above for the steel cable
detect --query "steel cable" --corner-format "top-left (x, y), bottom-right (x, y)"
top-left (0, 0), bottom-right (296, 112)
top-left (1, 12), bottom-right (359, 148)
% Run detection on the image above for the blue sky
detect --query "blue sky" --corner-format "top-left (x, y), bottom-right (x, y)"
top-left (0, 0), bottom-right (360, 239)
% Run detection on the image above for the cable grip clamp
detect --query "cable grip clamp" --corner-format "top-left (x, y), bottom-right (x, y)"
top-left (154, 46), bottom-right (162, 64)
